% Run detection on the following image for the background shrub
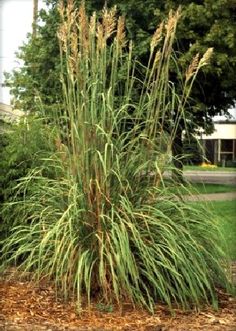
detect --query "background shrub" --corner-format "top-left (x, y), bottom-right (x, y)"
top-left (183, 134), bottom-right (203, 165)
top-left (0, 117), bottom-right (57, 241)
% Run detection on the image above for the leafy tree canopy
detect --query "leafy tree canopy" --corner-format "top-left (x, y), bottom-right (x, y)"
top-left (5, 0), bottom-right (236, 133)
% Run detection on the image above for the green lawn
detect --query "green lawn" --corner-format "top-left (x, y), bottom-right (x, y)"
top-left (210, 200), bottom-right (236, 260)
top-left (191, 183), bottom-right (236, 194)
top-left (166, 182), bottom-right (236, 195)
top-left (192, 200), bottom-right (236, 260)
top-left (188, 197), bottom-right (236, 260)
top-left (184, 165), bottom-right (236, 172)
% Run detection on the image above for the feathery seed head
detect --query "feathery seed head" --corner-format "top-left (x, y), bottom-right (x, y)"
top-left (67, 0), bottom-right (74, 15)
top-left (89, 12), bottom-right (97, 35)
top-left (66, 0), bottom-right (76, 28)
top-left (151, 22), bottom-right (163, 52)
top-left (102, 6), bottom-right (117, 40)
top-left (200, 47), bottom-right (214, 66)
top-left (57, 22), bottom-right (68, 53)
top-left (58, 0), bottom-right (65, 19)
top-left (78, 2), bottom-right (89, 53)
top-left (154, 50), bottom-right (161, 67)
top-left (165, 8), bottom-right (181, 38)
top-left (70, 30), bottom-right (78, 62)
top-left (116, 16), bottom-right (126, 49)
top-left (185, 53), bottom-right (200, 82)
top-left (97, 22), bottom-right (105, 50)
top-left (78, 1), bottom-right (87, 29)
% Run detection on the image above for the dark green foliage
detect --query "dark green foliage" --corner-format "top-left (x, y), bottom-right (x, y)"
top-left (183, 135), bottom-right (203, 165)
top-left (0, 118), bottom-right (57, 241)
top-left (4, 6), bottom-right (61, 112)
top-left (0, 122), bottom-right (10, 204)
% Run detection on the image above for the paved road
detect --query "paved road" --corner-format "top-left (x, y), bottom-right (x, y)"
top-left (184, 171), bottom-right (236, 185)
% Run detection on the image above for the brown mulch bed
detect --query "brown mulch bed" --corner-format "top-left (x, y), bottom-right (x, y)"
top-left (0, 270), bottom-right (235, 331)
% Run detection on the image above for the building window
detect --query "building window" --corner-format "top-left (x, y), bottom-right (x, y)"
top-left (221, 139), bottom-right (233, 152)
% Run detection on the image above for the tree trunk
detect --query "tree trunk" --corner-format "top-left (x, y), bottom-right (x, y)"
top-left (171, 127), bottom-right (184, 183)
top-left (32, 0), bottom-right (39, 38)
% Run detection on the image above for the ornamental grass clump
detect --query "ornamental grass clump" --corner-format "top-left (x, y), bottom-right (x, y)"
top-left (0, 1), bottom-right (232, 312)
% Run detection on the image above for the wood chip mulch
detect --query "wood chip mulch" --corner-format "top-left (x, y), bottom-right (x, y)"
top-left (0, 270), bottom-right (235, 331)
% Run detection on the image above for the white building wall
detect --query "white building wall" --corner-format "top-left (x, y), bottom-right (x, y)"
top-left (201, 123), bottom-right (236, 140)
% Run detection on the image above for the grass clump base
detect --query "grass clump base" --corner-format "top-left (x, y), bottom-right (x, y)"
top-left (0, 1), bottom-right (233, 313)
